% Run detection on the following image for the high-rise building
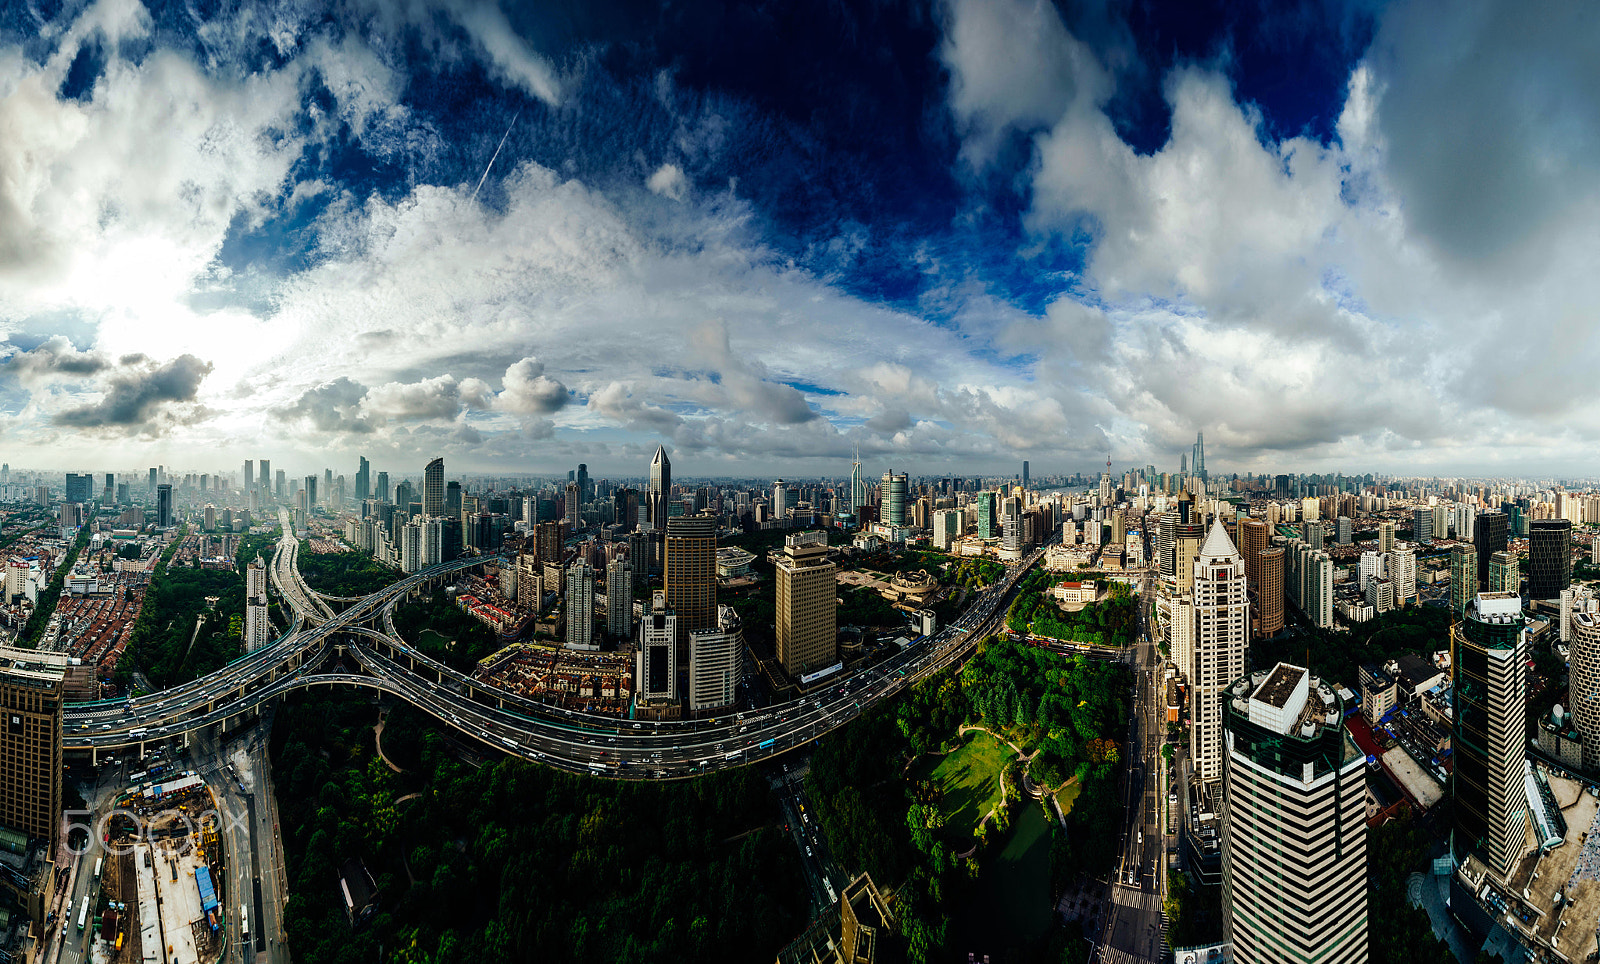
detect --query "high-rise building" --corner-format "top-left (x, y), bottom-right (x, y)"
top-left (772, 479), bottom-right (790, 521)
top-left (243, 460), bottom-right (253, 490)
top-left (577, 463), bottom-right (590, 502)
top-left (156, 483), bottom-right (173, 528)
top-left (636, 591), bottom-right (677, 706)
top-left (1527, 519), bottom-right (1573, 600)
top-left (975, 492), bottom-right (996, 539)
top-left (647, 445), bottom-right (672, 529)
top-left (689, 605), bottom-right (742, 715)
top-left (1021, 460), bottom-right (1029, 488)
top-left (1412, 506), bottom-right (1434, 544)
top-left (849, 454), bottom-right (865, 520)
top-left (606, 559), bottom-right (633, 638)
top-left (148, 466), bottom-right (158, 492)
top-left (1192, 431), bottom-right (1206, 482)
top-left (259, 459), bottom-right (270, 489)
top-left (1489, 551), bottom-right (1519, 595)
top-left (375, 471), bottom-right (390, 504)
top-left (1337, 515), bottom-right (1352, 545)
top-left (664, 515), bottom-right (718, 636)
top-left (776, 530), bottom-right (838, 678)
top-left (1236, 519), bottom-right (1283, 637)
top-left (103, 472), bottom-right (114, 500)
top-left (932, 509), bottom-right (963, 550)
top-left (274, 469), bottom-right (285, 499)
top-left (356, 456), bottom-right (370, 502)
top-left (1475, 512), bottom-right (1509, 590)
top-left (1451, 592), bottom-right (1530, 877)
top-left (1377, 520), bottom-right (1395, 554)
top-left (64, 472), bottom-right (92, 504)
top-left (1191, 522), bottom-right (1250, 795)
top-left (1220, 663), bottom-right (1367, 964)
top-left (534, 521), bottom-right (563, 565)
top-left (565, 562), bottom-right (597, 651)
top-left (303, 475), bottom-right (317, 507)
top-left (203, 503), bottom-right (216, 532)
top-left (0, 645), bottom-right (65, 847)
top-left (564, 481), bottom-right (581, 529)
top-left (244, 558), bottom-right (271, 651)
top-left (1569, 611), bottom-right (1600, 770)
top-left (1450, 545), bottom-right (1478, 615)
top-left (423, 457), bottom-right (445, 517)
top-left (882, 472), bottom-right (907, 527)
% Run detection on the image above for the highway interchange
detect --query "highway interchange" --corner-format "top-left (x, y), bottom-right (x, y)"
top-left (61, 518), bottom-right (1047, 780)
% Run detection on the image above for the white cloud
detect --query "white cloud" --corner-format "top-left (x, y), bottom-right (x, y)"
top-left (646, 163), bottom-right (689, 200)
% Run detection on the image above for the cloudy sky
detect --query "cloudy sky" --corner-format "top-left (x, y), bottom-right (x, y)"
top-left (0, 0), bottom-right (1595, 480)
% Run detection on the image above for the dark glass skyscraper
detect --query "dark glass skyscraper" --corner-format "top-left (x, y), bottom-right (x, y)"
top-left (1474, 511), bottom-right (1509, 591)
top-left (1451, 592), bottom-right (1528, 877)
top-left (1527, 519), bottom-right (1573, 600)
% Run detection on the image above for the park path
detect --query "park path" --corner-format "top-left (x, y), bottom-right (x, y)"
top-left (374, 715), bottom-right (406, 773)
top-left (951, 724), bottom-right (1044, 857)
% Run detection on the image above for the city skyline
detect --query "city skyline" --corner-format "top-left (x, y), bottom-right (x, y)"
top-left (2, 1), bottom-right (1597, 476)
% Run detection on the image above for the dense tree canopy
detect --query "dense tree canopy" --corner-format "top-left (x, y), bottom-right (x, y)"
top-left (274, 695), bottom-right (808, 964)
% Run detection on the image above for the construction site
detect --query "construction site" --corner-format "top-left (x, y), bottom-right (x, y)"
top-left (87, 774), bottom-right (229, 964)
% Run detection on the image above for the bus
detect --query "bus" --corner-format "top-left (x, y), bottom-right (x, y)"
top-left (92, 857), bottom-right (103, 882)
top-left (76, 895), bottom-right (89, 932)
top-left (240, 904), bottom-right (249, 943)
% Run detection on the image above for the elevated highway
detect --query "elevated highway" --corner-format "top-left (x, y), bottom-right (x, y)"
top-left (66, 529), bottom-right (1047, 778)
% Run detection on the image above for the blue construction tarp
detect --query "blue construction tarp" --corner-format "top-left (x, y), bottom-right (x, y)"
top-left (195, 865), bottom-right (218, 914)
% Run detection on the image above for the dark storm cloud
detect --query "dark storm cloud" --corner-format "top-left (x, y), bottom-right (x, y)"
top-left (54, 353), bottom-right (212, 431)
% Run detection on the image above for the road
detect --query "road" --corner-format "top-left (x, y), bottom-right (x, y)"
top-left (1093, 568), bottom-right (1168, 964)
top-left (63, 537), bottom-right (1051, 782)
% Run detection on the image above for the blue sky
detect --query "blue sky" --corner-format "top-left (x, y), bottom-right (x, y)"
top-left (1, 0), bottom-right (1598, 479)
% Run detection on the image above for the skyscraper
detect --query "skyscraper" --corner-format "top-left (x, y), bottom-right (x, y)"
top-left (1568, 611), bottom-right (1600, 770)
top-left (64, 472), bottom-right (92, 504)
top-left (244, 558), bottom-right (271, 651)
top-left (772, 479), bottom-right (790, 522)
top-left (1192, 431), bottom-right (1207, 482)
top-left (1220, 663), bottom-right (1368, 964)
top-left (1412, 506), bottom-right (1434, 544)
top-left (421, 457), bottom-right (445, 517)
top-left (647, 444), bottom-right (672, 529)
top-left (882, 472), bottom-right (907, 527)
top-left (243, 460), bottom-right (253, 490)
top-left (0, 646), bottom-right (65, 851)
top-left (1021, 460), bottom-right (1029, 488)
top-left (259, 459), bottom-right (270, 489)
top-left (1236, 519), bottom-right (1283, 637)
top-left (636, 591), bottom-right (677, 708)
top-left (565, 481), bottom-right (581, 529)
top-left (375, 470), bottom-right (389, 504)
top-left (1377, 520), bottom-right (1395, 554)
top-left (1489, 551), bottom-right (1519, 595)
top-left (690, 606), bottom-right (743, 715)
top-left (156, 483), bottom-right (173, 528)
top-left (1475, 511), bottom-right (1509, 591)
top-left (565, 561), bottom-right (597, 651)
top-left (445, 480), bottom-right (461, 515)
top-left (606, 559), bottom-right (633, 638)
top-left (1191, 522), bottom-right (1250, 794)
top-left (664, 515), bottom-right (717, 636)
top-left (849, 452), bottom-right (865, 519)
top-left (356, 456), bottom-right (370, 502)
top-left (776, 530), bottom-right (838, 678)
top-left (576, 463), bottom-right (590, 503)
top-left (975, 492), bottom-right (996, 539)
top-left (1450, 545), bottom-right (1478, 615)
top-left (1527, 519), bottom-right (1573, 600)
top-left (1452, 592), bottom-right (1529, 877)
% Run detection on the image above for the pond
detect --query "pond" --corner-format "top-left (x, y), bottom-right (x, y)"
top-left (955, 802), bottom-right (1055, 954)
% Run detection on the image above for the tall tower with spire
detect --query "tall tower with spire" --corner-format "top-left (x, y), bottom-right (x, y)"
top-left (1190, 520), bottom-right (1249, 796)
top-left (849, 443), bottom-right (864, 520)
top-left (647, 444), bottom-right (672, 528)
top-left (1193, 431), bottom-right (1207, 483)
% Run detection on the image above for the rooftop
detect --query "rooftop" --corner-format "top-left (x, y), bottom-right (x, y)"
top-left (1253, 663), bottom-right (1306, 710)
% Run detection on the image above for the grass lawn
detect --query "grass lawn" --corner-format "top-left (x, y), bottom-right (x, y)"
top-left (1055, 778), bottom-right (1081, 816)
top-left (418, 628), bottom-right (453, 651)
top-left (914, 731), bottom-right (1015, 839)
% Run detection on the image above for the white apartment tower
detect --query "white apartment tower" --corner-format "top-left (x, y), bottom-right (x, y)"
top-left (1191, 521), bottom-right (1250, 794)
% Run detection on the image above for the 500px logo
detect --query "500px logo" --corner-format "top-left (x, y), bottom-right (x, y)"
top-left (64, 807), bottom-right (249, 857)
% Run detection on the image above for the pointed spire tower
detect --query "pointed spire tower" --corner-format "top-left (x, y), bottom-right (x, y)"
top-left (647, 444), bottom-right (672, 528)
top-left (1190, 519), bottom-right (1250, 797)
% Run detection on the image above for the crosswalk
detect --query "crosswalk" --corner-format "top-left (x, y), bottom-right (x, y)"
top-left (1094, 947), bottom-right (1159, 964)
